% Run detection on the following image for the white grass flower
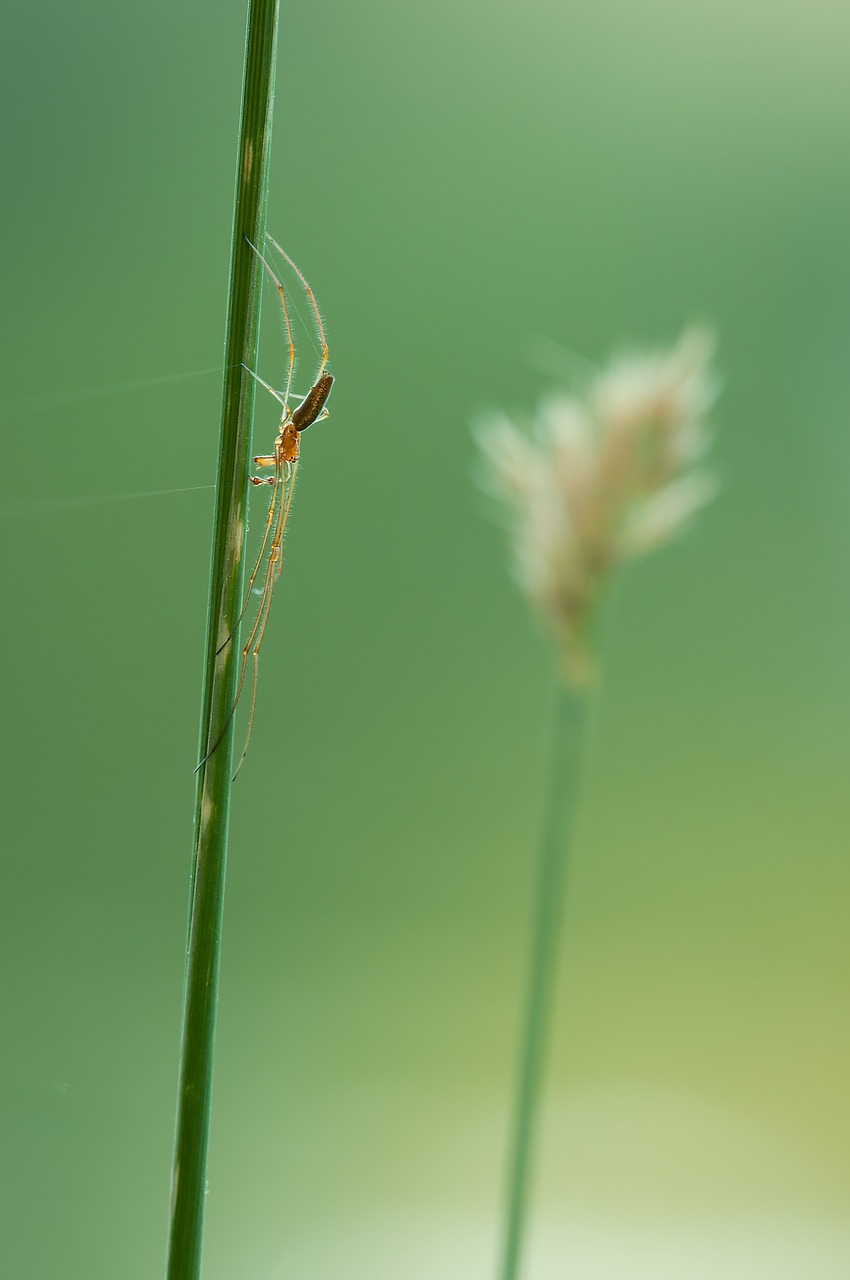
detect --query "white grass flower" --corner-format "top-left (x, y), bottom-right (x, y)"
top-left (476, 328), bottom-right (717, 683)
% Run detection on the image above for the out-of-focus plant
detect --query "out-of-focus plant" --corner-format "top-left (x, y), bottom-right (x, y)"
top-left (476, 328), bottom-right (718, 1280)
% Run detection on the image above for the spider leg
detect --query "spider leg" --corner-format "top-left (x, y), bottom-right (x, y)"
top-left (246, 238), bottom-right (297, 405)
top-left (231, 458), bottom-right (299, 778)
top-left (266, 235), bottom-right (329, 383)
top-left (242, 363), bottom-right (287, 409)
top-left (216, 448), bottom-right (286, 655)
top-left (195, 455), bottom-right (289, 772)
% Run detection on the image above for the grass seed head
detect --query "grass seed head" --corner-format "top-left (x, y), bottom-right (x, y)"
top-left (477, 328), bottom-right (718, 683)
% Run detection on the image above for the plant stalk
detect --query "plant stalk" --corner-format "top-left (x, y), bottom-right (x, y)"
top-left (165, 1), bottom-right (280, 1276)
top-left (498, 677), bottom-right (589, 1280)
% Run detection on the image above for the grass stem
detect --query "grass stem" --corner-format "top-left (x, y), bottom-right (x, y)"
top-left (498, 677), bottom-right (589, 1280)
top-left (164, 1), bottom-right (280, 1276)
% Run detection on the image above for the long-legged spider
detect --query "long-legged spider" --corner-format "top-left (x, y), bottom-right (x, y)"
top-left (198, 236), bottom-right (333, 776)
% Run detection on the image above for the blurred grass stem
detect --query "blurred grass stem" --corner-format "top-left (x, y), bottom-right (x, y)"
top-left (164, 0), bottom-right (279, 1276)
top-left (499, 678), bottom-right (588, 1280)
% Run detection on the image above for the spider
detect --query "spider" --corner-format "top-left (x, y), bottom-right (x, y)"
top-left (198, 235), bottom-right (333, 777)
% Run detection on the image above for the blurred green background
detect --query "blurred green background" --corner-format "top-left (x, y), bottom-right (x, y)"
top-left (1, 0), bottom-right (849, 1275)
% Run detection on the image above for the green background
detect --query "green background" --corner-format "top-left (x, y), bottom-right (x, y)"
top-left (1, 0), bottom-right (848, 1275)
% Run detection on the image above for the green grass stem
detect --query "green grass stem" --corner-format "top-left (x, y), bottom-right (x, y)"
top-left (498, 678), bottom-right (589, 1280)
top-left (164, 1), bottom-right (280, 1276)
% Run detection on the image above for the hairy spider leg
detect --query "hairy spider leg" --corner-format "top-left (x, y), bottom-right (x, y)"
top-left (266, 234), bottom-right (329, 382)
top-left (230, 460), bottom-right (296, 779)
top-left (248, 237), bottom-right (299, 404)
